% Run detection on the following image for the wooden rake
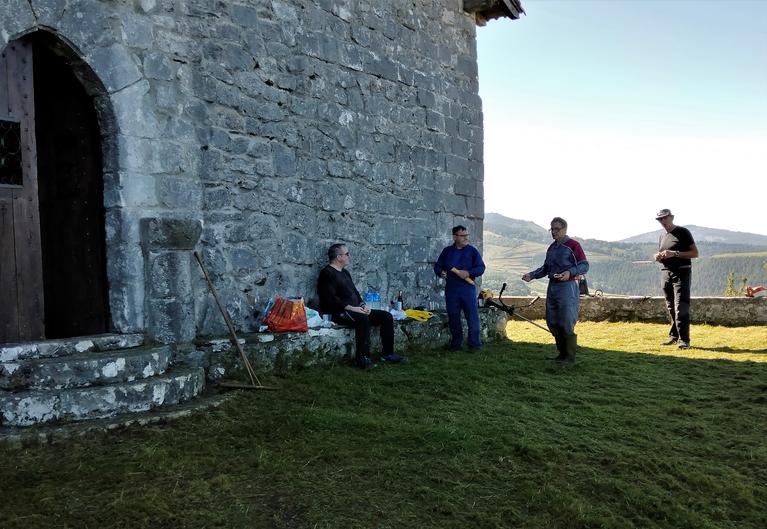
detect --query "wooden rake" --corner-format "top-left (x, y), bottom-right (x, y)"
top-left (194, 251), bottom-right (275, 390)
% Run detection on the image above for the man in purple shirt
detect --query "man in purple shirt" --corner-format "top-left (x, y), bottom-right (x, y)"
top-left (522, 217), bottom-right (589, 363)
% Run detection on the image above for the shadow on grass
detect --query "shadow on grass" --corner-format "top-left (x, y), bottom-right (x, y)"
top-left (1, 339), bottom-right (766, 529)
top-left (693, 346), bottom-right (767, 354)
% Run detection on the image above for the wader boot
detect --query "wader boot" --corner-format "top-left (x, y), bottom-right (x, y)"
top-left (550, 334), bottom-right (567, 361)
top-left (557, 333), bottom-right (577, 364)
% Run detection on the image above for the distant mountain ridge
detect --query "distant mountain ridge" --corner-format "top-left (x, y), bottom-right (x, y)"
top-left (621, 225), bottom-right (767, 246)
top-left (482, 213), bottom-right (767, 296)
top-left (485, 212), bottom-right (767, 246)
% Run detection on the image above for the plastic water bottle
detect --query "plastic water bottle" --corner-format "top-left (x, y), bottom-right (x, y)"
top-left (365, 290), bottom-right (382, 310)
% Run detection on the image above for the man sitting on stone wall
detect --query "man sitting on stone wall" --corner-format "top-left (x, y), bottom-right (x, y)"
top-left (317, 243), bottom-right (406, 369)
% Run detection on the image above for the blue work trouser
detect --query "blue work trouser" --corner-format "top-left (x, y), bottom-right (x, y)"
top-left (446, 287), bottom-right (481, 348)
top-left (545, 280), bottom-right (580, 337)
top-left (662, 268), bottom-right (691, 343)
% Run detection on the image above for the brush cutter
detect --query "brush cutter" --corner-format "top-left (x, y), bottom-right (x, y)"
top-left (482, 283), bottom-right (551, 334)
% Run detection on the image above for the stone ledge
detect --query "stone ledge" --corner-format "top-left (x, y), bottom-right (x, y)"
top-left (0, 365), bottom-right (205, 427)
top-left (501, 296), bottom-right (767, 327)
top-left (188, 309), bottom-right (509, 381)
top-left (0, 345), bottom-right (172, 391)
top-left (0, 392), bottom-right (232, 449)
top-left (0, 333), bottom-right (145, 363)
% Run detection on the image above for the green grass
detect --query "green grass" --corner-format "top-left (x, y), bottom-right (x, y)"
top-left (2, 322), bottom-right (766, 529)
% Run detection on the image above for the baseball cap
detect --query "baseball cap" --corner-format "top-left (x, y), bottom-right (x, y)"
top-left (655, 208), bottom-right (673, 219)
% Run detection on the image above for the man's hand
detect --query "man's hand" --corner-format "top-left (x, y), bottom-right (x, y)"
top-left (455, 269), bottom-right (469, 279)
top-left (521, 273), bottom-right (532, 282)
top-left (346, 305), bottom-right (371, 315)
top-left (440, 271), bottom-right (447, 279)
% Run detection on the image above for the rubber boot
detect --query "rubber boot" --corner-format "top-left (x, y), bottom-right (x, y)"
top-left (559, 333), bottom-right (577, 364)
top-left (550, 334), bottom-right (567, 360)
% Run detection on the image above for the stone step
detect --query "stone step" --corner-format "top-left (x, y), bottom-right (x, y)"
top-left (0, 333), bottom-right (145, 362)
top-left (0, 391), bottom-right (233, 449)
top-left (0, 345), bottom-right (173, 391)
top-left (0, 364), bottom-right (204, 427)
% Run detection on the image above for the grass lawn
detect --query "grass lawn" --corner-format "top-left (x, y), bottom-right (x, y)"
top-left (1, 321), bottom-right (766, 529)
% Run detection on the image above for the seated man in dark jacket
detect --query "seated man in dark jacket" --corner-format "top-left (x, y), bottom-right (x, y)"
top-left (317, 243), bottom-right (405, 369)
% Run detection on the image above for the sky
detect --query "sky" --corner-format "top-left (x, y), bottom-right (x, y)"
top-left (477, 0), bottom-right (767, 241)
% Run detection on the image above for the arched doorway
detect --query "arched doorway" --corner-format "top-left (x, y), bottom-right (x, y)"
top-left (0, 32), bottom-right (111, 342)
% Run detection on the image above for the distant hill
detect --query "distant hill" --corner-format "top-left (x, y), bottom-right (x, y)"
top-left (484, 213), bottom-right (550, 243)
top-left (483, 213), bottom-right (767, 297)
top-left (621, 226), bottom-right (767, 246)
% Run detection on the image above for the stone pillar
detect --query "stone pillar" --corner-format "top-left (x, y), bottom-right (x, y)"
top-left (140, 217), bottom-right (202, 344)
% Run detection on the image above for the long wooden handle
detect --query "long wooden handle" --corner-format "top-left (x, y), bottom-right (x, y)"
top-left (450, 267), bottom-right (475, 285)
top-left (194, 251), bottom-right (262, 388)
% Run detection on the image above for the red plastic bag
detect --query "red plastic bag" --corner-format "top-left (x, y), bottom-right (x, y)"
top-left (263, 296), bottom-right (308, 332)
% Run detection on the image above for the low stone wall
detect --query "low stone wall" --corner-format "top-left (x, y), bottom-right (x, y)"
top-left (501, 296), bottom-right (767, 327)
top-left (188, 309), bottom-right (508, 380)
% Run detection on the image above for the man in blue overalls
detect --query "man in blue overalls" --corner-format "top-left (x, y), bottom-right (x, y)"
top-left (434, 225), bottom-right (486, 351)
top-left (522, 217), bottom-right (589, 363)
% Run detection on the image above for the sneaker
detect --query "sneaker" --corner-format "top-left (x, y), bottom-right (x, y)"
top-left (355, 356), bottom-right (375, 370)
top-left (660, 338), bottom-right (678, 346)
top-left (677, 341), bottom-right (690, 350)
top-left (382, 353), bottom-right (407, 364)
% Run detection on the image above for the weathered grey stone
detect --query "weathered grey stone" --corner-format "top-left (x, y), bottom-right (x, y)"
top-left (120, 14), bottom-right (155, 49)
top-left (0, 333), bottom-right (144, 362)
top-left (502, 296), bottom-right (767, 327)
top-left (0, 345), bottom-right (172, 390)
top-left (147, 251), bottom-right (193, 299)
top-left (198, 308), bottom-right (508, 378)
top-left (86, 44), bottom-right (142, 93)
top-left (140, 217), bottom-right (202, 250)
top-left (157, 176), bottom-right (203, 210)
top-left (0, 365), bottom-right (204, 427)
top-left (147, 298), bottom-right (196, 344)
top-left (143, 51), bottom-right (176, 80)
top-left (0, 2), bottom-right (34, 44)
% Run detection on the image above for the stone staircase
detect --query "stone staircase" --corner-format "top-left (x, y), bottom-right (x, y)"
top-left (0, 333), bottom-right (206, 428)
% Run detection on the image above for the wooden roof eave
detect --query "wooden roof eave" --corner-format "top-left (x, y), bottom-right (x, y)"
top-left (464, 0), bottom-right (526, 26)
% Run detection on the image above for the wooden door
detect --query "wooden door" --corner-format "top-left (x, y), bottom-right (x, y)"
top-left (0, 41), bottom-right (45, 342)
top-left (33, 40), bottom-right (110, 338)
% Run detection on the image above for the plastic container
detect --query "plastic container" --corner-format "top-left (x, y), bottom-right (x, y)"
top-left (365, 291), bottom-right (382, 310)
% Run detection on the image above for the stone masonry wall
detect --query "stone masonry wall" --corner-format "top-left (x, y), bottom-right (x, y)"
top-left (193, 0), bottom-right (485, 335)
top-left (502, 296), bottom-right (767, 327)
top-left (1, 1), bottom-right (485, 341)
top-left (192, 308), bottom-right (508, 380)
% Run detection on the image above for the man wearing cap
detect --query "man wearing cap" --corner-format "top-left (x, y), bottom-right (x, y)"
top-left (654, 209), bottom-right (699, 349)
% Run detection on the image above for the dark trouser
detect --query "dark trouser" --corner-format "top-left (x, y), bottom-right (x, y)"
top-left (333, 309), bottom-right (394, 361)
top-left (661, 268), bottom-right (691, 343)
top-left (445, 286), bottom-right (481, 348)
top-left (546, 280), bottom-right (580, 361)
top-left (545, 280), bottom-right (580, 337)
